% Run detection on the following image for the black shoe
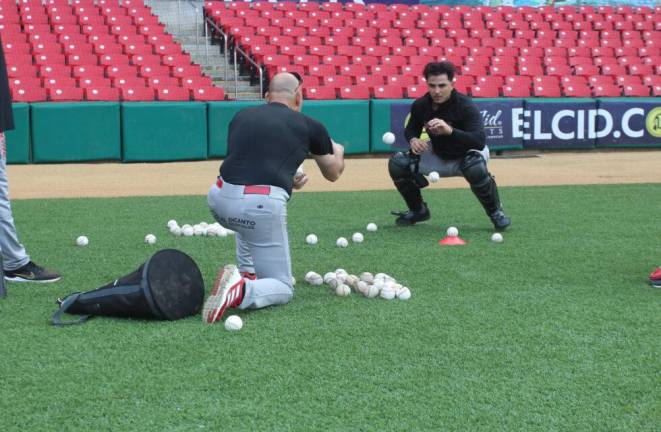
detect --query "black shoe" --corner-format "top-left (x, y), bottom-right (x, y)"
top-left (4, 261), bottom-right (61, 283)
top-left (490, 210), bottom-right (511, 231)
top-left (391, 204), bottom-right (431, 226)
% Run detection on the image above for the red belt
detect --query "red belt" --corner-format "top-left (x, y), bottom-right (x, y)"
top-left (216, 178), bottom-right (271, 195)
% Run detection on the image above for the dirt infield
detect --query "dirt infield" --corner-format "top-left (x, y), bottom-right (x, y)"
top-left (6, 150), bottom-right (661, 199)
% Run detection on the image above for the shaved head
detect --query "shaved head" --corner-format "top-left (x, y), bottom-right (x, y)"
top-left (266, 72), bottom-right (303, 111)
top-left (269, 73), bottom-right (300, 96)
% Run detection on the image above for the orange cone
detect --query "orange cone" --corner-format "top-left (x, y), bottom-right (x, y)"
top-left (439, 236), bottom-right (466, 246)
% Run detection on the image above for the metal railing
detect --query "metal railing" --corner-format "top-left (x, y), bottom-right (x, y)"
top-left (205, 17), bottom-right (264, 100)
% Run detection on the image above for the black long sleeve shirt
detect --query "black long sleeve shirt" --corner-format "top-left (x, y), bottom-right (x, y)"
top-left (404, 90), bottom-right (485, 160)
top-left (0, 35), bottom-right (14, 133)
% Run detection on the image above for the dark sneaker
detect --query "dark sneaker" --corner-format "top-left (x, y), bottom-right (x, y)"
top-left (391, 203), bottom-right (431, 226)
top-left (4, 261), bottom-right (61, 283)
top-left (203, 264), bottom-right (245, 324)
top-left (490, 210), bottom-right (511, 231)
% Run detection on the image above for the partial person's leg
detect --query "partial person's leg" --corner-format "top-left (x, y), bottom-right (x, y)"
top-left (234, 232), bottom-right (255, 276)
top-left (207, 182), bottom-right (293, 311)
top-left (237, 191), bottom-right (293, 309)
top-left (459, 148), bottom-right (511, 230)
top-left (0, 133), bottom-right (30, 271)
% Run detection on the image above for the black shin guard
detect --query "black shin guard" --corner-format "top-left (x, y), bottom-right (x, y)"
top-left (460, 152), bottom-right (502, 215)
top-left (389, 152), bottom-right (427, 211)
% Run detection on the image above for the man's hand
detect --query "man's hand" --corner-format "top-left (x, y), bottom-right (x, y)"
top-left (425, 118), bottom-right (453, 136)
top-left (409, 138), bottom-right (429, 155)
top-left (292, 172), bottom-right (308, 190)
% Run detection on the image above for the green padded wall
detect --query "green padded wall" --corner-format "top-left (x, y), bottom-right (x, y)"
top-left (370, 99), bottom-right (398, 153)
top-left (5, 103), bottom-right (30, 164)
top-left (122, 102), bottom-right (207, 162)
top-left (208, 100), bottom-right (370, 156)
top-left (302, 100), bottom-right (370, 154)
top-left (207, 101), bottom-right (260, 158)
top-left (31, 102), bottom-right (121, 162)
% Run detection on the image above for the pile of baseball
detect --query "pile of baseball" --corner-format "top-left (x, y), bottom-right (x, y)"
top-left (166, 219), bottom-right (235, 237)
top-left (304, 269), bottom-right (411, 300)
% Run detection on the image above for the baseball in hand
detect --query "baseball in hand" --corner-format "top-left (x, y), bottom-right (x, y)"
top-left (305, 234), bottom-right (318, 245)
top-left (144, 234), bottom-right (156, 245)
top-left (382, 131), bottom-right (396, 145)
top-left (447, 226), bottom-right (459, 237)
top-left (428, 171), bottom-right (440, 183)
top-left (351, 232), bottom-right (364, 243)
top-left (366, 223), bottom-right (377, 232)
top-left (491, 232), bottom-right (504, 243)
top-left (76, 235), bottom-right (89, 246)
top-left (336, 237), bottom-right (348, 248)
top-left (224, 315), bottom-right (243, 331)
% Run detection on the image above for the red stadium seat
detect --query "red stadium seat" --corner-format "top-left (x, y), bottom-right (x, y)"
top-left (191, 86), bottom-right (226, 101)
top-left (121, 86), bottom-right (155, 101)
top-left (470, 84), bottom-right (500, 97)
top-left (622, 84), bottom-right (650, 96)
top-left (85, 87), bottom-right (120, 101)
top-left (339, 86), bottom-right (370, 99)
top-left (156, 86), bottom-right (190, 101)
top-left (48, 86), bottom-right (84, 101)
top-left (502, 84), bottom-right (531, 97)
top-left (591, 84), bottom-right (621, 97)
top-left (406, 85), bottom-right (426, 98)
top-left (533, 82), bottom-right (562, 97)
top-left (304, 86), bottom-right (336, 100)
top-left (563, 84), bottom-right (593, 97)
top-left (373, 85), bottom-right (404, 99)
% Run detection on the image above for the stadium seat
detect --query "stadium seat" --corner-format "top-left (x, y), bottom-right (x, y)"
top-left (502, 85), bottom-right (531, 97)
top-left (373, 85), bottom-right (404, 99)
top-left (533, 82), bottom-right (562, 97)
top-left (563, 84), bottom-right (593, 97)
top-left (48, 86), bottom-right (84, 101)
top-left (121, 86), bottom-right (155, 101)
top-left (304, 86), bottom-right (336, 100)
top-left (85, 87), bottom-right (121, 101)
top-left (622, 84), bottom-right (650, 96)
top-left (156, 87), bottom-right (190, 101)
top-left (339, 85), bottom-right (370, 99)
top-left (592, 84), bottom-right (622, 97)
top-left (470, 84), bottom-right (500, 97)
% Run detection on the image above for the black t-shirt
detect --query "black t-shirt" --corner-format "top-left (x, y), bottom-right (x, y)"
top-left (220, 102), bottom-right (333, 194)
top-left (0, 35), bottom-right (15, 133)
top-left (404, 90), bottom-right (485, 160)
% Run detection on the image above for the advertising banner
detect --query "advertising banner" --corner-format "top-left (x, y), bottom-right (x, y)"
top-left (595, 99), bottom-right (661, 148)
top-left (522, 99), bottom-right (597, 149)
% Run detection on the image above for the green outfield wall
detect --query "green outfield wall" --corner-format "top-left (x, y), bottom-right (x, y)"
top-left (5, 103), bottom-right (30, 164)
top-left (31, 102), bottom-right (121, 163)
top-left (7, 98), bottom-right (661, 164)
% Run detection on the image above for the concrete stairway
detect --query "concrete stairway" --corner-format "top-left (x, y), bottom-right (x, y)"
top-left (146, 0), bottom-right (263, 100)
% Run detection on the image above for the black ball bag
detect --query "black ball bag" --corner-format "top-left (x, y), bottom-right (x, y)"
top-left (51, 249), bottom-right (204, 325)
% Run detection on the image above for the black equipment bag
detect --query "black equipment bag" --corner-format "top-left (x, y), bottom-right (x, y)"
top-left (51, 249), bottom-right (204, 326)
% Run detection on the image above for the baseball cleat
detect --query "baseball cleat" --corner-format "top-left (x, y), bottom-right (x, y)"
top-left (649, 267), bottom-right (661, 288)
top-left (490, 210), bottom-right (511, 231)
top-left (4, 261), bottom-right (61, 283)
top-left (203, 264), bottom-right (245, 324)
top-left (391, 203), bottom-right (431, 226)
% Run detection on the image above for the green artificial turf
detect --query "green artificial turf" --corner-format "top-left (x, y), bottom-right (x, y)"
top-left (0, 184), bottom-right (659, 431)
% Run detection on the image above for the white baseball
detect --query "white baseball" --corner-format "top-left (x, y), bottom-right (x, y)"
top-left (206, 226), bottom-right (218, 236)
top-left (327, 278), bottom-right (340, 289)
top-left (397, 287), bottom-right (411, 300)
top-left (171, 226), bottom-right (182, 236)
top-left (356, 280), bottom-right (369, 295)
top-left (380, 284), bottom-right (396, 300)
top-left (290, 276), bottom-right (296, 286)
top-left (193, 225), bottom-right (206, 236)
top-left (428, 171), bottom-right (440, 183)
top-left (225, 229), bottom-right (235, 235)
top-left (323, 272), bottom-right (337, 284)
top-left (144, 234), bottom-right (156, 245)
top-left (491, 232), bottom-right (504, 243)
top-left (199, 222), bottom-right (209, 229)
top-left (351, 232), bottom-right (364, 243)
top-left (166, 219), bottom-right (177, 229)
top-left (447, 226), bottom-right (459, 237)
top-left (365, 284), bottom-right (380, 298)
top-left (217, 227), bottom-right (228, 237)
top-left (335, 283), bottom-right (351, 297)
top-left (345, 274), bottom-right (359, 289)
top-left (306, 234), bottom-right (318, 245)
top-left (366, 223), bottom-right (377, 232)
top-left (336, 237), bottom-right (348, 248)
top-left (296, 163), bottom-right (304, 174)
top-left (76, 235), bottom-right (89, 246)
top-left (182, 226), bottom-right (194, 237)
top-left (360, 272), bottom-right (374, 283)
top-left (382, 131), bottom-right (396, 145)
top-left (224, 315), bottom-right (243, 331)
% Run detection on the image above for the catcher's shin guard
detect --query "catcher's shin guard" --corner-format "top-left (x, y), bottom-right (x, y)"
top-left (388, 151), bottom-right (428, 211)
top-left (461, 151), bottom-right (511, 230)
